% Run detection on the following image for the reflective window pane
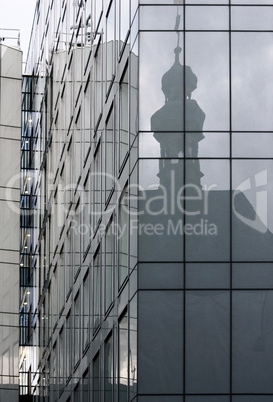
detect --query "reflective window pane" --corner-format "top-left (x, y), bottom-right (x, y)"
top-left (139, 398), bottom-right (183, 402)
top-left (232, 6), bottom-right (273, 30)
top-left (66, 314), bottom-right (71, 379)
top-left (93, 251), bottom-right (101, 332)
top-left (139, 159), bottom-right (184, 262)
top-left (139, 132), bottom-right (161, 158)
top-left (106, 2), bottom-right (115, 92)
top-left (233, 397), bottom-right (273, 402)
top-left (232, 33), bottom-right (273, 131)
top-left (120, 0), bottom-right (130, 48)
top-left (233, 263), bottom-right (273, 289)
top-left (186, 0), bottom-right (228, 3)
top-left (104, 335), bottom-right (113, 402)
top-left (187, 132), bottom-right (230, 158)
top-left (186, 291), bottom-right (230, 393)
top-left (139, 263), bottom-right (184, 289)
top-left (83, 274), bottom-right (89, 350)
top-left (186, 263), bottom-right (230, 289)
top-left (139, 158), bottom-right (183, 190)
top-left (231, 0), bottom-right (273, 4)
top-left (232, 133), bottom-right (273, 158)
top-left (186, 398), bottom-right (229, 402)
top-left (131, 0), bottom-right (138, 20)
top-left (105, 221), bottom-right (114, 312)
top-left (185, 160), bottom-right (230, 262)
top-left (232, 291), bottom-right (273, 393)
top-left (83, 369), bottom-right (89, 402)
top-left (138, 291), bottom-right (183, 394)
top-left (93, 354), bottom-right (99, 402)
top-left (74, 293), bottom-right (80, 365)
top-left (232, 160), bottom-right (273, 261)
top-left (139, 32), bottom-right (184, 131)
top-left (199, 159), bottom-right (230, 190)
top-left (105, 109), bottom-right (115, 199)
top-left (119, 67), bottom-right (129, 169)
top-left (118, 188), bottom-right (129, 287)
top-left (94, 43), bottom-right (102, 125)
top-left (140, 0), bottom-right (180, 3)
top-left (186, 6), bottom-right (229, 30)
top-left (93, 144), bottom-right (102, 229)
top-left (119, 312), bottom-right (128, 402)
top-left (130, 296), bottom-right (137, 400)
top-left (130, 50), bottom-right (138, 143)
top-left (186, 32), bottom-right (230, 131)
top-left (140, 6), bottom-right (184, 31)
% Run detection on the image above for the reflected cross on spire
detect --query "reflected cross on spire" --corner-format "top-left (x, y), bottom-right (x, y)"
top-left (174, 1), bottom-right (183, 48)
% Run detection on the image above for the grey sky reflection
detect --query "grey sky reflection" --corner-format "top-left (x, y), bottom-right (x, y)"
top-left (232, 32), bottom-right (273, 131)
top-left (139, 9), bottom-right (273, 232)
top-left (140, 31), bottom-right (229, 131)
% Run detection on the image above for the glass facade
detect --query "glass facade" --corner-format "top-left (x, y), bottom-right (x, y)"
top-left (18, 0), bottom-right (273, 401)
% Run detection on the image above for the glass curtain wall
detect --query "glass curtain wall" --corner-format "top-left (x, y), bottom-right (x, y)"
top-left (138, 1), bottom-right (273, 401)
top-left (20, 0), bottom-right (138, 400)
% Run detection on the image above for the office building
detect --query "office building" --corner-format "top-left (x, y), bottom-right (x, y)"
top-left (18, 0), bottom-right (273, 401)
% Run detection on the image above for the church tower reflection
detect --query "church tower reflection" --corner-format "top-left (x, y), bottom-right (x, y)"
top-left (151, 45), bottom-right (205, 189)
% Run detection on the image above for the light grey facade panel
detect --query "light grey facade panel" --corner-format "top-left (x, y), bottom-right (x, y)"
top-left (0, 43), bottom-right (21, 401)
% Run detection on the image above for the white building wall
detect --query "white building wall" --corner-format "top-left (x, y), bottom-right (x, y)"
top-left (0, 44), bottom-right (22, 401)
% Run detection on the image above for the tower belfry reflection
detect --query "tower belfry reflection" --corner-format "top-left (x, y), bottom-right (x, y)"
top-left (151, 45), bottom-right (205, 188)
